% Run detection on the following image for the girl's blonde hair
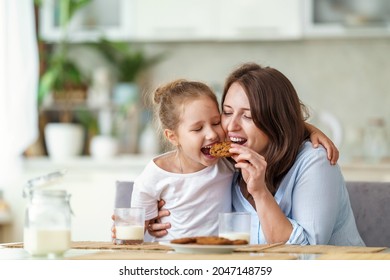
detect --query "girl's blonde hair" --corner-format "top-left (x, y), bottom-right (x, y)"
top-left (153, 79), bottom-right (219, 141)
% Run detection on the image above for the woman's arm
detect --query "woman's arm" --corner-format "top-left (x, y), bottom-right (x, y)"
top-left (230, 143), bottom-right (342, 245)
top-left (306, 123), bottom-right (339, 165)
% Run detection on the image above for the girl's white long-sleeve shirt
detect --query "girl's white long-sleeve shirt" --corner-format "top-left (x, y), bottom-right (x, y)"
top-left (131, 153), bottom-right (234, 241)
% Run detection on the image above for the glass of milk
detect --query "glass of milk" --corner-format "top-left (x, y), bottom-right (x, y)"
top-left (114, 207), bottom-right (145, 245)
top-left (218, 212), bottom-right (251, 243)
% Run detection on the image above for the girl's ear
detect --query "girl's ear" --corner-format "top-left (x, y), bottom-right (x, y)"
top-left (164, 129), bottom-right (179, 146)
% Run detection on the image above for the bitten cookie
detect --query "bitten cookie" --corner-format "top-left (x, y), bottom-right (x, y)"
top-left (210, 141), bottom-right (232, 157)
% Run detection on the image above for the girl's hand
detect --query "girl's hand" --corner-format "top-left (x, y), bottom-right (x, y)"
top-left (147, 200), bottom-right (171, 238)
top-left (306, 123), bottom-right (339, 165)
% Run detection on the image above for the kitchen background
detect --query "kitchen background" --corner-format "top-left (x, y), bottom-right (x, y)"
top-left (1, 0), bottom-right (390, 243)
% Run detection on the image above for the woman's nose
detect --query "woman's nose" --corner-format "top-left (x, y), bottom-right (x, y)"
top-left (226, 115), bottom-right (240, 132)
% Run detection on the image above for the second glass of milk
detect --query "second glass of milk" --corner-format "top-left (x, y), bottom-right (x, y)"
top-left (218, 212), bottom-right (251, 243)
top-left (114, 207), bottom-right (145, 245)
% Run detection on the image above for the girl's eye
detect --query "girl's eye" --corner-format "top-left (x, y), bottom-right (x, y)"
top-left (191, 127), bottom-right (202, 132)
top-left (212, 121), bottom-right (221, 126)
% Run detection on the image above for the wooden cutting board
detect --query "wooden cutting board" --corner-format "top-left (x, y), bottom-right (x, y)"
top-left (234, 242), bottom-right (284, 252)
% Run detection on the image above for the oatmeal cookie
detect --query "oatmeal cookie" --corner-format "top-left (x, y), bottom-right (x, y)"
top-left (210, 141), bottom-right (232, 157)
top-left (195, 236), bottom-right (233, 245)
top-left (170, 237), bottom-right (197, 244)
top-left (231, 239), bottom-right (249, 245)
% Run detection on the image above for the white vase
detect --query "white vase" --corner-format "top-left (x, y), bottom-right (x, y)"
top-left (44, 123), bottom-right (84, 160)
top-left (90, 135), bottom-right (119, 159)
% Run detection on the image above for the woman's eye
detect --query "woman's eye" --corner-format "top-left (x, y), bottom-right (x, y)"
top-left (212, 121), bottom-right (221, 126)
top-left (222, 111), bottom-right (232, 115)
top-left (244, 115), bottom-right (252, 120)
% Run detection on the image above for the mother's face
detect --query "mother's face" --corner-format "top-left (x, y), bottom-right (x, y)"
top-left (221, 82), bottom-right (269, 154)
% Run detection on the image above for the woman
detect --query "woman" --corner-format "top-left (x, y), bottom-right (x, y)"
top-left (149, 63), bottom-right (364, 246)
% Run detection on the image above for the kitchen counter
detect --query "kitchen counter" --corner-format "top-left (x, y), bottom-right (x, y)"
top-left (22, 155), bottom-right (390, 183)
top-left (340, 160), bottom-right (390, 182)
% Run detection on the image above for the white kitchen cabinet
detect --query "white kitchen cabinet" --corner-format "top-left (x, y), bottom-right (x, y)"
top-left (133, 0), bottom-right (217, 41)
top-left (39, 0), bottom-right (136, 42)
top-left (39, 0), bottom-right (304, 42)
top-left (216, 0), bottom-right (303, 40)
top-left (303, 0), bottom-right (390, 38)
top-left (135, 0), bottom-right (303, 41)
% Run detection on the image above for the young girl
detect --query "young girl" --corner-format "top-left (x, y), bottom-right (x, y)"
top-left (130, 79), bottom-right (234, 241)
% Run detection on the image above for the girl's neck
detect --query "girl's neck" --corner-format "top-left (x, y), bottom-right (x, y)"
top-left (176, 150), bottom-right (184, 173)
top-left (175, 150), bottom-right (206, 174)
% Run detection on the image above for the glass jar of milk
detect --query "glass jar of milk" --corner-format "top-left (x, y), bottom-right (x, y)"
top-left (23, 172), bottom-right (72, 257)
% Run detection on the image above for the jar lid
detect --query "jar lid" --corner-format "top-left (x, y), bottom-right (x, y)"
top-left (32, 189), bottom-right (68, 197)
top-left (23, 170), bottom-right (67, 198)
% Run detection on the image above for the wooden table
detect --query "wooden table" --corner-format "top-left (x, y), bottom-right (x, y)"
top-left (1, 241), bottom-right (390, 260)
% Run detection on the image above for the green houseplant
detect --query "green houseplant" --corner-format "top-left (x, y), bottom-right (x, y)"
top-left (38, 0), bottom-right (91, 116)
top-left (88, 38), bottom-right (165, 153)
top-left (37, 0), bottom-right (91, 159)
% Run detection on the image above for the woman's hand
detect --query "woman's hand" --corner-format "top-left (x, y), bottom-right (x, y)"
top-left (306, 123), bottom-right (339, 165)
top-left (229, 143), bottom-right (268, 197)
top-left (147, 200), bottom-right (171, 238)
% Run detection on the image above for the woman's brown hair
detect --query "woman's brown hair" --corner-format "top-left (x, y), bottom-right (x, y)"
top-left (221, 63), bottom-right (310, 195)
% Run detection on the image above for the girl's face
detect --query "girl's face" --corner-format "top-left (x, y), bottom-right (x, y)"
top-left (172, 95), bottom-right (226, 172)
top-left (221, 82), bottom-right (269, 154)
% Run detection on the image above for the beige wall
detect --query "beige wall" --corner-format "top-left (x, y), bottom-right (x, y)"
top-left (143, 38), bottom-right (390, 161)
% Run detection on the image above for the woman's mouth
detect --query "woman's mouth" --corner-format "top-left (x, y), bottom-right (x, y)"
top-left (229, 137), bottom-right (247, 145)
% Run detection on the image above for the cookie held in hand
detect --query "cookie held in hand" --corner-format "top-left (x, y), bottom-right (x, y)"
top-left (210, 141), bottom-right (232, 157)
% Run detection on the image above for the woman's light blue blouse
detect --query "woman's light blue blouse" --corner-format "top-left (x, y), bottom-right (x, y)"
top-left (232, 141), bottom-right (365, 246)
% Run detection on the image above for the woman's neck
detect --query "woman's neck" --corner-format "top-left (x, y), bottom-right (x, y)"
top-left (238, 175), bottom-right (256, 209)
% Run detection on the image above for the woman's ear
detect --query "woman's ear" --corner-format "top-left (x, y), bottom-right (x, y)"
top-left (164, 129), bottom-right (179, 146)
